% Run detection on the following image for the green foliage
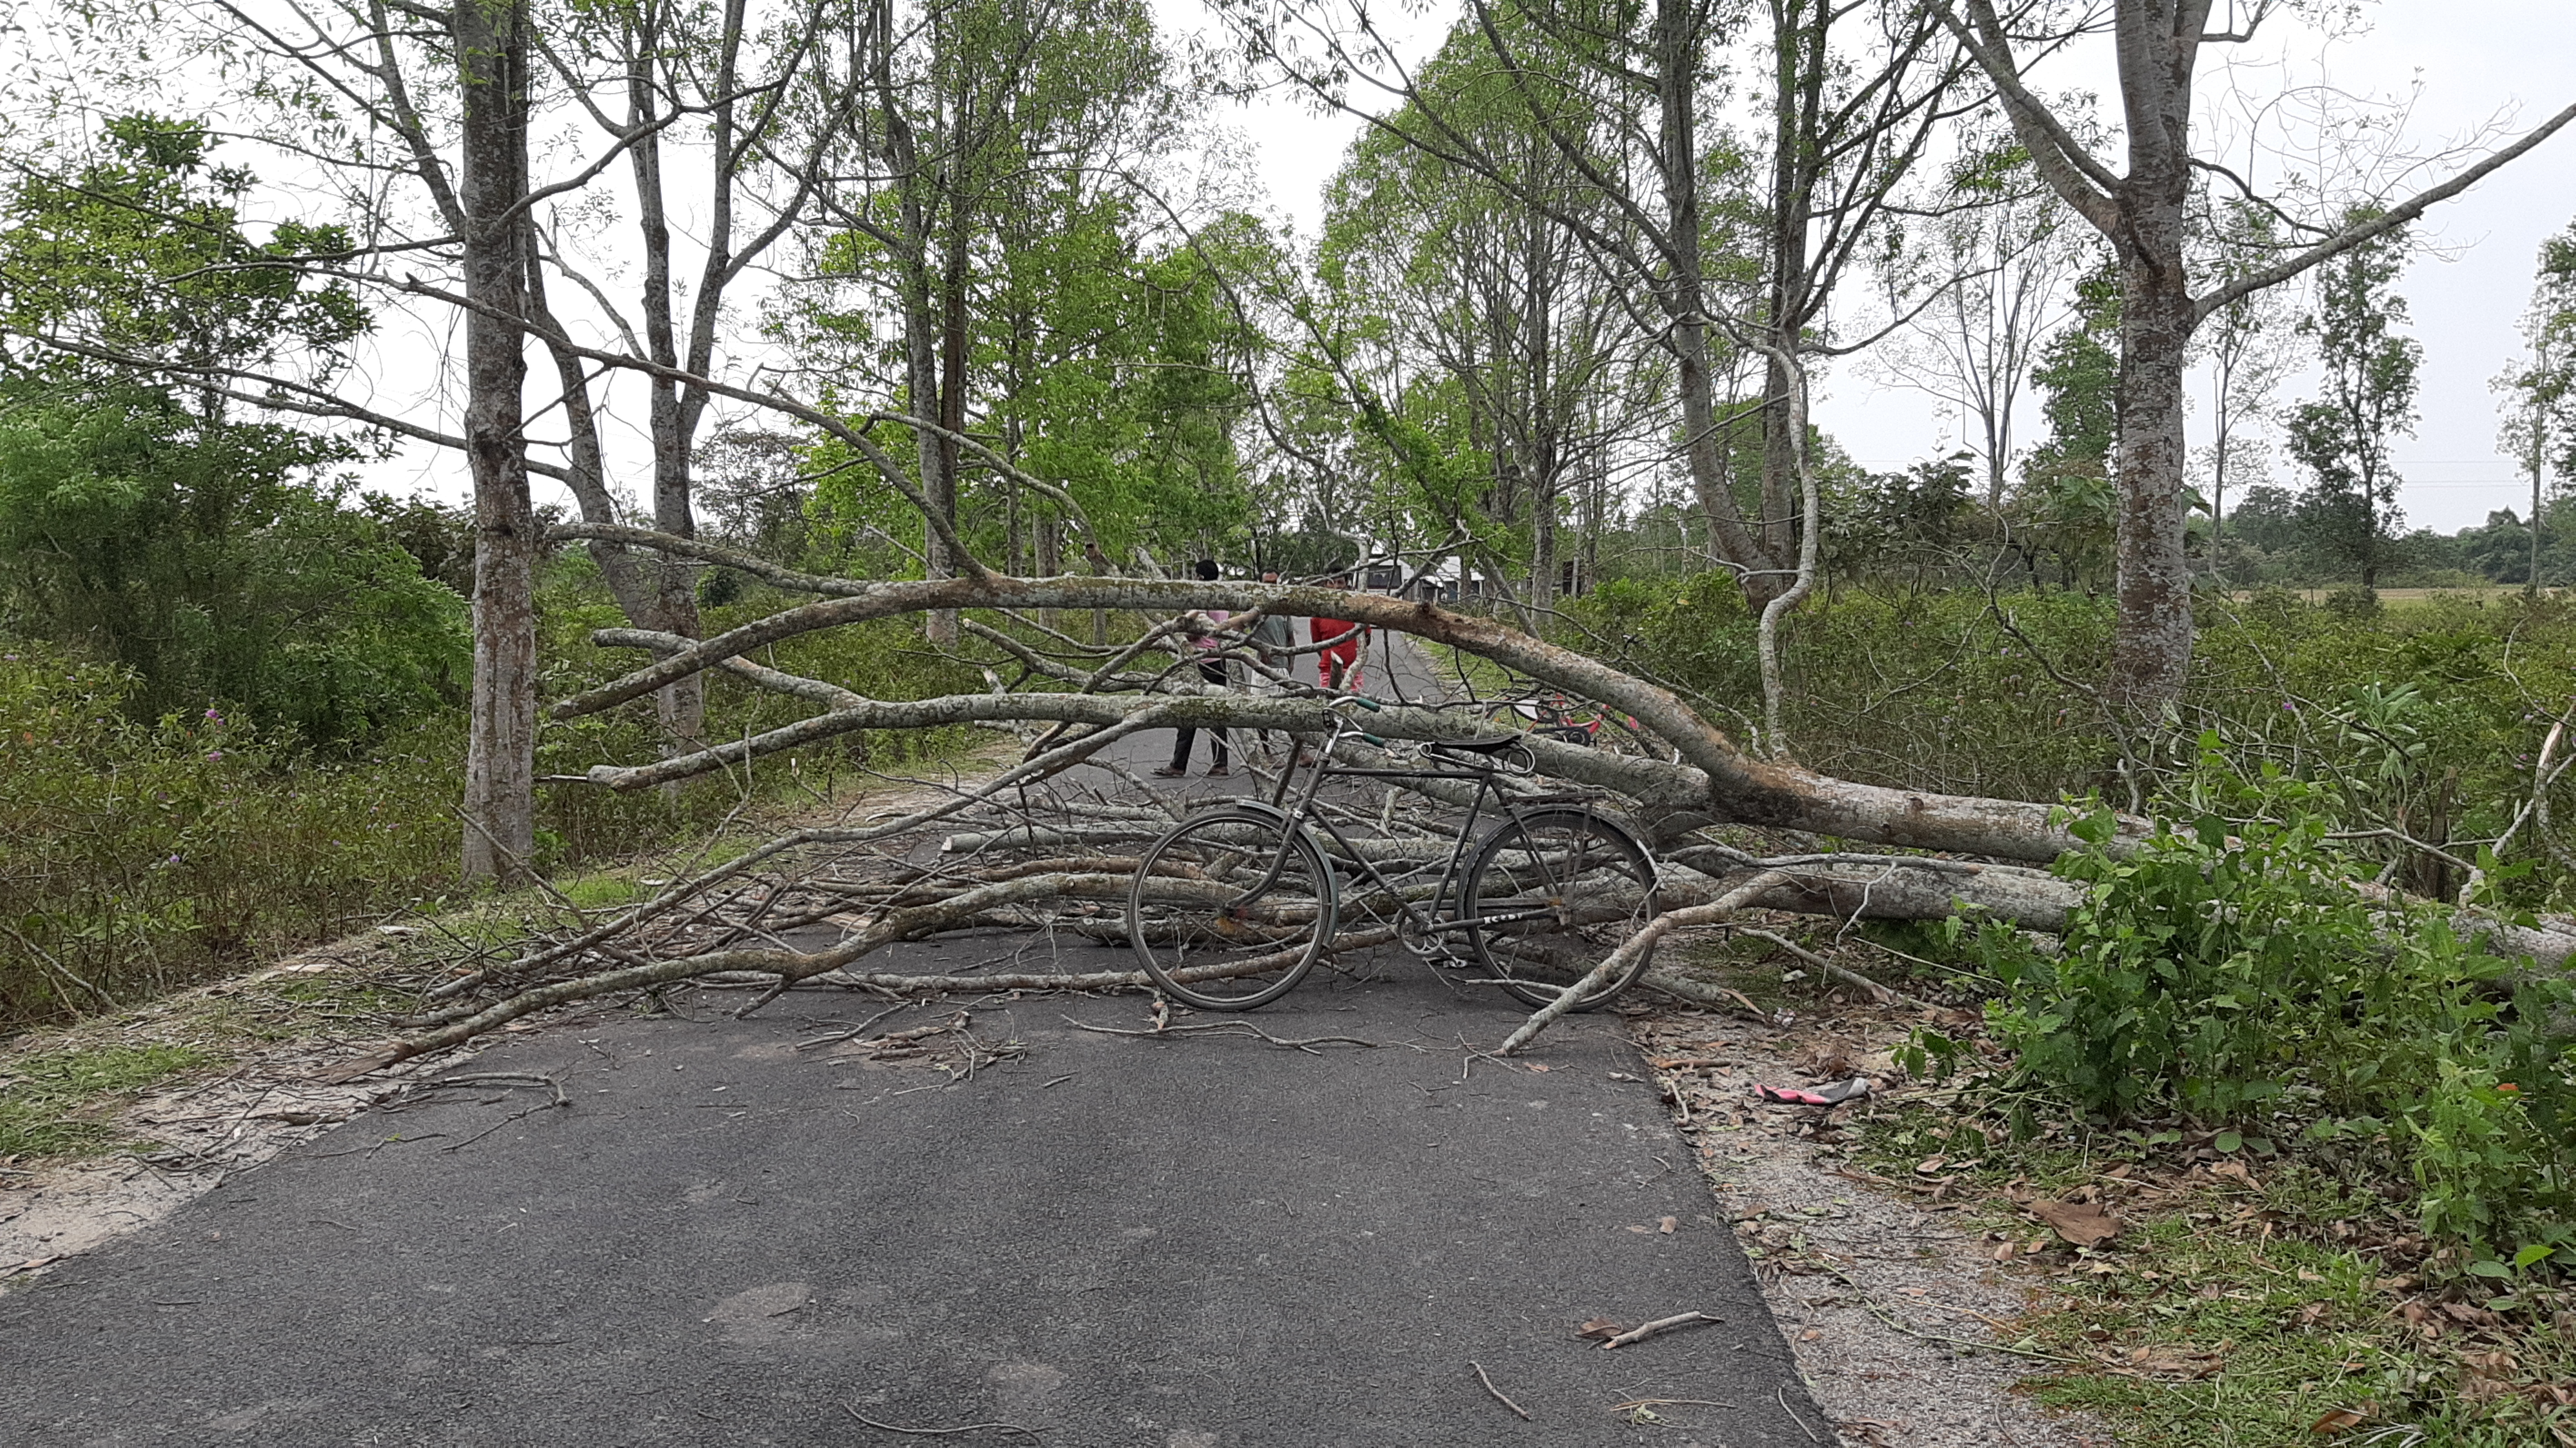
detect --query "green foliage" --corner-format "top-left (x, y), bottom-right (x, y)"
top-left (0, 642), bottom-right (462, 1023)
top-left (0, 559), bottom-right (986, 1032)
top-left (0, 113), bottom-right (367, 384)
top-left (1972, 749), bottom-right (2576, 1259)
top-left (2493, 217), bottom-right (2576, 534)
top-left (2288, 220), bottom-right (2421, 587)
top-left (0, 396), bottom-right (470, 744)
top-left (2022, 261), bottom-right (2121, 493)
top-left (0, 115), bottom-right (455, 747)
top-left (802, 218), bottom-right (1261, 575)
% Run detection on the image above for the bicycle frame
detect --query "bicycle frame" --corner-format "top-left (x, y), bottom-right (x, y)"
top-left (1247, 712), bottom-right (1578, 952)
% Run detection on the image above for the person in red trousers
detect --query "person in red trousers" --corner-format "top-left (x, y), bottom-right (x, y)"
top-left (1311, 576), bottom-right (1365, 693)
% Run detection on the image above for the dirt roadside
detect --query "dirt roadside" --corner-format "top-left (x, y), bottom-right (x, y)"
top-left (1628, 990), bottom-right (2117, 1448)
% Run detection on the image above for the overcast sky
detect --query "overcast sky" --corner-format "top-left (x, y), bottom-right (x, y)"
top-left (1179, 0), bottom-right (2576, 534)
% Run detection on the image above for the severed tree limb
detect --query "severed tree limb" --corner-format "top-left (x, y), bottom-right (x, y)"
top-left (539, 535), bottom-right (2143, 864)
top-left (1498, 872), bottom-right (1796, 1056)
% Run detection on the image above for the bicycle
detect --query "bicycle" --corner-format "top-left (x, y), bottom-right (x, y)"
top-left (1124, 693), bottom-right (1663, 1012)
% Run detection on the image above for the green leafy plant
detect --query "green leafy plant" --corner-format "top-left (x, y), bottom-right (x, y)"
top-left (1978, 743), bottom-right (2576, 1260)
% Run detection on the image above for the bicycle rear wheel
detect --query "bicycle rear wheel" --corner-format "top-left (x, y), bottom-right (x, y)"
top-left (1128, 810), bottom-right (1336, 1011)
top-left (1461, 808), bottom-right (1660, 1011)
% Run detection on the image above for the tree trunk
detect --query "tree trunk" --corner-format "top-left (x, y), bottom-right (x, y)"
top-left (2099, 1), bottom-right (2203, 710)
top-left (1655, 0), bottom-right (1784, 603)
top-left (456, 0), bottom-right (539, 884)
top-left (2110, 269), bottom-right (2196, 706)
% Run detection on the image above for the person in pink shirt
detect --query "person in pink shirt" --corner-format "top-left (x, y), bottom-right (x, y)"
top-left (1154, 558), bottom-right (1233, 778)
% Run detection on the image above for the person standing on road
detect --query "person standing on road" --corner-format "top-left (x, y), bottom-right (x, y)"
top-left (1311, 575), bottom-right (1366, 694)
top-left (1154, 558), bottom-right (1233, 779)
top-left (1249, 570), bottom-right (1298, 677)
top-left (1248, 570), bottom-right (1304, 763)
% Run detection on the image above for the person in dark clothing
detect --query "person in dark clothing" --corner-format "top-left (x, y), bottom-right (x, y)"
top-left (1155, 558), bottom-right (1232, 778)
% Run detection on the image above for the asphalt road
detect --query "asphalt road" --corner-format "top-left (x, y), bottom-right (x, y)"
top-left (0, 627), bottom-right (1831, 1447)
top-left (0, 956), bottom-right (1829, 1448)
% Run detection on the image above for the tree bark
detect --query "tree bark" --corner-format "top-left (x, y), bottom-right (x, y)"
top-left (2112, 263), bottom-right (2196, 705)
top-left (457, 0), bottom-right (539, 885)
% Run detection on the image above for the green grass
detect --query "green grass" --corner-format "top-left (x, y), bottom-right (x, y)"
top-left (1847, 1105), bottom-right (2576, 1446)
top-left (0, 1043), bottom-right (211, 1158)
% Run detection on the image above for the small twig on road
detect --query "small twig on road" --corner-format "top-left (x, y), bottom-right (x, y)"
top-left (1780, 1384), bottom-right (1821, 1443)
top-left (1062, 1017), bottom-right (1378, 1054)
top-left (392, 1072), bottom-right (574, 1153)
top-left (841, 1403), bottom-right (1043, 1443)
top-left (795, 1001), bottom-right (916, 1051)
top-left (1469, 1360), bottom-right (1533, 1421)
top-left (1601, 1311), bottom-right (1722, 1349)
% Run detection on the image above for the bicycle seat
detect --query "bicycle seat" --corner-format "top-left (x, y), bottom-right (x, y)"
top-left (1427, 733), bottom-right (1524, 756)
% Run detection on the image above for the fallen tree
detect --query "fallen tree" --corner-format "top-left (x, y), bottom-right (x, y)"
top-left (318, 524), bottom-right (2576, 1074)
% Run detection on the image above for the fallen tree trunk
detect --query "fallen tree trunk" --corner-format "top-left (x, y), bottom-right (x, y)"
top-left (550, 525), bottom-right (2147, 865)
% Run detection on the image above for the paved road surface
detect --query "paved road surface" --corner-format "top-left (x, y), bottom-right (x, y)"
top-left (0, 627), bottom-right (1833, 1448)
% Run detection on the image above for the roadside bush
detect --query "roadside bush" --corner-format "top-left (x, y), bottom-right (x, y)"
top-left (0, 645), bottom-right (457, 1022)
top-left (1966, 750), bottom-right (2576, 1265)
top-left (1592, 578), bottom-right (2576, 904)
top-left (0, 563), bottom-right (986, 1031)
top-left (0, 396), bottom-right (470, 747)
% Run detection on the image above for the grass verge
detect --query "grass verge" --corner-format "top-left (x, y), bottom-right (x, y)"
top-left (1828, 1054), bottom-right (2576, 1443)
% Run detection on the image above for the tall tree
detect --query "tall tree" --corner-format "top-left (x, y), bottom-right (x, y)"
top-left (2286, 223), bottom-right (2418, 592)
top-left (2192, 200), bottom-right (2298, 573)
top-left (0, 117), bottom-right (464, 740)
top-left (454, 0), bottom-right (541, 882)
top-left (1225, 0), bottom-right (1969, 613)
top-left (787, 0), bottom-right (1192, 630)
top-left (531, 0), bottom-right (835, 746)
top-left (1942, 0), bottom-right (2576, 705)
top-left (1872, 125), bottom-right (2089, 506)
top-left (2494, 222), bottom-right (2576, 591)
top-left (1316, 28), bottom-right (1649, 619)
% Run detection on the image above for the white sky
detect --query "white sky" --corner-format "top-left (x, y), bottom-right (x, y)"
top-left (1177, 0), bottom-right (2576, 534)
top-left (311, 1), bottom-right (2576, 536)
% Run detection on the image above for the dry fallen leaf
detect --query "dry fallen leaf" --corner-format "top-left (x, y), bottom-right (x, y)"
top-left (2030, 1198), bottom-right (2123, 1247)
top-left (1658, 1216), bottom-right (1679, 1235)
top-left (2104, 1345), bottom-right (2224, 1380)
top-left (1913, 1154), bottom-right (1948, 1176)
top-left (2309, 1407), bottom-right (2367, 1435)
top-left (1525, 1063), bottom-right (1551, 1073)
top-left (1575, 1317), bottom-right (1623, 1342)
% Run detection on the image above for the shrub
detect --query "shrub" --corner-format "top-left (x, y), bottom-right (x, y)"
top-left (1974, 749), bottom-right (2576, 1262)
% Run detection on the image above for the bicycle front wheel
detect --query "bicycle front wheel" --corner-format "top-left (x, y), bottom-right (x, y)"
top-left (1462, 808), bottom-right (1660, 1011)
top-left (1128, 810), bottom-right (1337, 1011)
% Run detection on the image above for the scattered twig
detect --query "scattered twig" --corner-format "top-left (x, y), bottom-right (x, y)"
top-left (1728, 927), bottom-right (1932, 1010)
top-left (1778, 1383), bottom-right (1821, 1443)
top-left (840, 1403), bottom-right (1043, 1443)
top-left (795, 1001), bottom-right (917, 1051)
top-left (1062, 1017), bottom-right (1379, 1053)
top-left (1468, 1360), bottom-right (1533, 1421)
top-left (1601, 1311), bottom-right (1722, 1349)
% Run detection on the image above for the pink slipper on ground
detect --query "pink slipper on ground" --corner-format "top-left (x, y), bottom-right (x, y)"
top-left (1753, 1077), bottom-right (1872, 1107)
